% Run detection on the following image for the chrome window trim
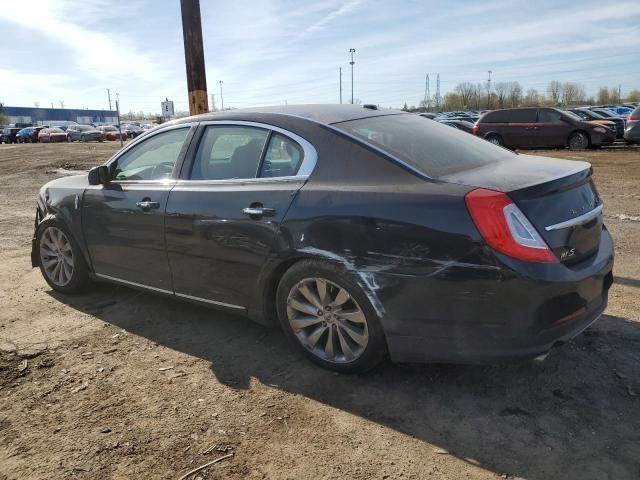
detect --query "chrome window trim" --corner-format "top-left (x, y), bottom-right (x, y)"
top-left (173, 176), bottom-right (306, 188)
top-left (95, 273), bottom-right (246, 310)
top-left (193, 120), bottom-right (318, 180)
top-left (545, 204), bottom-right (603, 231)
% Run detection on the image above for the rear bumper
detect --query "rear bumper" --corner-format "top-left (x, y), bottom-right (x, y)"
top-left (381, 229), bottom-right (614, 364)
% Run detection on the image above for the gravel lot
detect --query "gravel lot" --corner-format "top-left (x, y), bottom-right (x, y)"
top-left (1, 142), bottom-right (639, 480)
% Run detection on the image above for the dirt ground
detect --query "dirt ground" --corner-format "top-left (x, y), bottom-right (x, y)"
top-left (0, 142), bottom-right (639, 480)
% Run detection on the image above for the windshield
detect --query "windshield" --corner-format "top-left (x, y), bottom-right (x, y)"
top-left (332, 113), bottom-right (514, 177)
top-left (50, 128), bottom-right (64, 133)
top-left (563, 111), bottom-right (582, 121)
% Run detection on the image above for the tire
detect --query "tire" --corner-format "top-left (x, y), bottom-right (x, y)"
top-left (485, 134), bottom-right (503, 146)
top-left (276, 259), bottom-right (387, 373)
top-left (36, 219), bottom-right (92, 294)
top-left (568, 131), bottom-right (588, 151)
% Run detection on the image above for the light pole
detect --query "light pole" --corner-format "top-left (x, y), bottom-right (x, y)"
top-left (487, 70), bottom-right (492, 109)
top-left (349, 48), bottom-right (356, 104)
top-left (219, 80), bottom-right (224, 110)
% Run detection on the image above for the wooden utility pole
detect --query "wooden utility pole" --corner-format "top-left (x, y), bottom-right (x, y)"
top-left (180, 0), bottom-right (209, 115)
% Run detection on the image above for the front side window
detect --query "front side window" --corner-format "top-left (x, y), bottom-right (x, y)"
top-left (113, 127), bottom-right (190, 181)
top-left (190, 126), bottom-right (268, 180)
top-left (259, 133), bottom-right (304, 178)
top-left (333, 113), bottom-right (514, 177)
top-left (538, 109), bottom-right (564, 123)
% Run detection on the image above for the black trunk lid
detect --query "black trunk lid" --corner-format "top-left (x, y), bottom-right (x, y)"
top-left (439, 154), bottom-right (603, 264)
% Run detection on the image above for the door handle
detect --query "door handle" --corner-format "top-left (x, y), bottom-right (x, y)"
top-left (136, 200), bottom-right (160, 211)
top-left (242, 206), bottom-right (276, 217)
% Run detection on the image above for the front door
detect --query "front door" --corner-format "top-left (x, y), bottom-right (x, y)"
top-left (535, 108), bottom-right (570, 147)
top-left (82, 126), bottom-right (193, 291)
top-left (165, 124), bottom-right (309, 309)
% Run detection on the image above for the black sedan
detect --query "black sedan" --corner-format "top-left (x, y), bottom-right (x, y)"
top-left (31, 105), bottom-right (613, 372)
top-left (437, 119), bottom-right (475, 133)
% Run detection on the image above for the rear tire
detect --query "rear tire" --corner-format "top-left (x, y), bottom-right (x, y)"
top-left (485, 134), bottom-right (503, 146)
top-left (276, 260), bottom-right (387, 373)
top-left (36, 219), bottom-right (92, 294)
top-left (568, 131), bottom-right (588, 151)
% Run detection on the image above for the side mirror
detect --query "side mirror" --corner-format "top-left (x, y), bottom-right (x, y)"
top-left (88, 165), bottom-right (110, 185)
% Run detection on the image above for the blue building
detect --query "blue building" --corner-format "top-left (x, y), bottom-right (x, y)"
top-left (3, 106), bottom-right (118, 126)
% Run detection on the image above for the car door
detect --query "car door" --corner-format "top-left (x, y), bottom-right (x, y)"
top-left (165, 121), bottom-right (316, 310)
top-left (508, 108), bottom-right (538, 147)
top-left (535, 108), bottom-right (570, 147)
top-left (82, 124), bottom-right (195, 291)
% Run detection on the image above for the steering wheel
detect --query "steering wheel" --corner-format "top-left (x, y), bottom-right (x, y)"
top-left (150, 162), bottom-right (175, 178)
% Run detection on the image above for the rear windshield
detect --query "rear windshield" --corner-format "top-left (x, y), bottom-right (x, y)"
top-left (332, 113), bottom-right (514, 177)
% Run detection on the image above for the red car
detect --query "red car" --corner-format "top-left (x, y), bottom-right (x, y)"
top-left (38, 127), bottom-right (68, 143)
top-left (97, 125), bottom-right (127, 141)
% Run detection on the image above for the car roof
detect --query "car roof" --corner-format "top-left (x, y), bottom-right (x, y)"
top-left (172, 104), bottom-right (404, 126)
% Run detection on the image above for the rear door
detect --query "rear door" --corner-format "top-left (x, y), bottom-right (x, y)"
top-left (508, 108), bottom-right (538, 147)
top-left (165, 122), bottom-right (316, 309)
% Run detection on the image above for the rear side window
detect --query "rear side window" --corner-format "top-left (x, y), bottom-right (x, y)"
top-left (509, 109), bottom-right (537, 123)
top-left (333, 113), bottom-right (514, 177)
top-left (259, 133), bottom-right (304, 178)
top-left (481, 110), bottom-right (511, 123)
top-left (191, 126), bottom-right (269, 180)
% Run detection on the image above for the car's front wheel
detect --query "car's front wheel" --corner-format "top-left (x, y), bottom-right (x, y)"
top-left (36, 221), bottom-right (92, 293)
top-left (568, 131), bottom-right (588, 151)
top-left (276, 260), bottom-right (387, 373)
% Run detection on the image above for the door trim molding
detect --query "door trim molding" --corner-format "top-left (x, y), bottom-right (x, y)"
top-left (95, 273), bottom-right (173, 294)
top-left (94, 273), bottom-right (246, 311)
top-left (175, 292), bottom-right (245, 310)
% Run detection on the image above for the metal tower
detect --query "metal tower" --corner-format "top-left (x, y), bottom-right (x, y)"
top-left (434, 73), bottom-right (441, 108)
top-left (423, 74), bottom-right (431, 107)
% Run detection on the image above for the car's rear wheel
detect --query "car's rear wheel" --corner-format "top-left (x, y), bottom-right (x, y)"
top-left (276, 260), bottom-right (387, 373)
top-left (568, 131), bottom-right (588, 151)
top-left (485, 134), bottom-right (503, 146)
top-left (37, 221), bottom-right (91, 294)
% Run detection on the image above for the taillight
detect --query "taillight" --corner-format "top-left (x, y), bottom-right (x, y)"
top-left (472, 124), bottom-right (479, 135)
top-left (465, 188), bottom-right (558, 263)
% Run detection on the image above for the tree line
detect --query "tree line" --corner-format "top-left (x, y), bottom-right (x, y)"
top-left (405, 83), bottom-right (640, 112)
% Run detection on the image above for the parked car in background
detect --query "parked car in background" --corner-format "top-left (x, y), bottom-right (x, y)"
top-left (2, 127), bottom-right (22, 144)
top-left (606, 106), bottom-right (633, 117)
top-left (565, 109), bottom-right (617, 133)
top-left (97, 125), bottom-right (127, 141)
top-left (16, 126), bottom-right (46, 143)
top-left (589, 108), bottom-right (626, 138)
top-left (437, 119), bottom-right (475, 133)
top-left (67, 125), bottom-right (103, 142)
top-left (31, 104), bottom-right (613, 372)
top-left (418, 113), bottom-right (437, 119)
top-left (38, 127), bottom-right (68, 143)
top-left (122, 124), bottom-right (144, 138)
top-left (475, 107), bottom-right (614, 150)
top-left (624, 105), bottom-right (640, 144)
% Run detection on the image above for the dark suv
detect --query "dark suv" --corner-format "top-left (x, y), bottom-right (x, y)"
top-left (474, 107), bottom-right (614, 150)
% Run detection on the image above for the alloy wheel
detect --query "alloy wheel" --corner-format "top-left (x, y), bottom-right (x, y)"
top-left (39, 226), bottom-right (74, 286)
top-left (286, 278), bottom-right (369, 364)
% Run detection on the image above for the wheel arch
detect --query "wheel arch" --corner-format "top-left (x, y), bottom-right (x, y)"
top-left (253, 250), bottom-right (387, 329)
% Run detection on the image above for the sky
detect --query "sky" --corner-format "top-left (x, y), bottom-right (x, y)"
top-left (1, 0), bottom-right (639, 114)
